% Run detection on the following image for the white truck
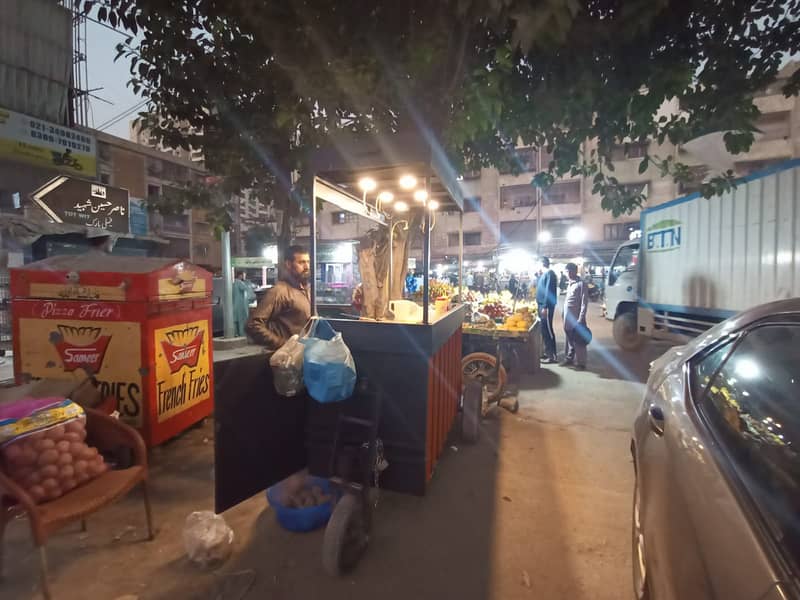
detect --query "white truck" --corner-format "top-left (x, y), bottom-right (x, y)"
top-left (604, 158), bottom-right (800, 350)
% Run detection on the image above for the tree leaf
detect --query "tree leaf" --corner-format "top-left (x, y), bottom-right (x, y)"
top-left (638, 156), bottom-right (649, 174)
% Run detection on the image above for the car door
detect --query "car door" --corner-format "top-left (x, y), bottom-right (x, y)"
top-left (635, 321), bottom-right (800, 600)
top-left (688, 322), bottom-right (800, 600)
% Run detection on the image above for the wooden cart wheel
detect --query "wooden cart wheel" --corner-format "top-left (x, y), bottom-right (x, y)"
top-left (323, 494), bottom-right (368, 576)
top-left (461, 381), bottom-right (482, 443)
top-left (462, 352), bottom-right (507, 402)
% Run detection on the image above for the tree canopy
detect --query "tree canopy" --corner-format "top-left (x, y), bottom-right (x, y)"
top-left (84, 0), bottom-right (800, 225)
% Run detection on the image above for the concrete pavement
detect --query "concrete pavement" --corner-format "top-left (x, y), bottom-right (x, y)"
top-left (2, 304), bottom-right (674, 600)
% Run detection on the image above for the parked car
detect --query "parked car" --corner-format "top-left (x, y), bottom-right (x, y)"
top-left (631, 298), bottom-right (800, 600)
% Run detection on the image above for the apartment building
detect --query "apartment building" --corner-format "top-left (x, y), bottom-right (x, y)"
top-left (94, 130), bottom-right (221, 270)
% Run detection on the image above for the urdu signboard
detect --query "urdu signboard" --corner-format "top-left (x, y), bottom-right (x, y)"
top-left (32, 176), bottom-right (130, 234)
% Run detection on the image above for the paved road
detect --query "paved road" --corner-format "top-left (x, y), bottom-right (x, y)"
top-left (4, 304), bottom-right (674, 600)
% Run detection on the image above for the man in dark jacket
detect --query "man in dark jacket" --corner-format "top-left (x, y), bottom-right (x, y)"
top-left (536, 257), bottom-right (558, 363)
top-left (247, 245), bottom-right (311, 351)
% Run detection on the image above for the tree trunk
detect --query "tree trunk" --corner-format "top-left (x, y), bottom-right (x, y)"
top-left (357, 228), bottom-right (390, 319)
top-left (390, 225), bottom-right (409, 300)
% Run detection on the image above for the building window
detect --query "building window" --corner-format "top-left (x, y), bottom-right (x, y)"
top-left (611, 141), bottom-right (648, 161)
top-left (161, 213), bottom-right (190, 234)
top-left (499, 147), bottom-right (543, 174)
top-left (542, 218), bottom-right (580, 239)
top-left (604, 222), bottom-right (639, 241)
top-left (735, 158), bottom-right (789, 177)
top-left (447, 232), bottom-right (458, 247)
top-left (99, 172), bottom-right (111, 184)
top-left (464, 196), bottom-right (481, 212)
top-left (500, 184), bottom-right (536, 208)
top-left (755, 111), bottom-right (791, 141)
top-left (464, 232), bottom-right (482, 246)
top-left (542, 181), bottom-right (581, 205)
top-left (332, 211), bottom-right (355, 225)
top-left (147, 184), bottom-right (161, 200)
top-left (678, 166), bottom-right (709, 195)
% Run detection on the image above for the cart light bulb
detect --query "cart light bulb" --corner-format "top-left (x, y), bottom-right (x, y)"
top-left (394, 200), bottom-right (409, 212)
top-left (413, 189), bottom-right (428, 202)
top-left (377, 191), bottom-right (394, 204)
top-left (428, 200), bottom-right (439, 211)
top-left (399, 175), bottom-right (417, 190)
top-left (358, 177), bottom-right (377, 192)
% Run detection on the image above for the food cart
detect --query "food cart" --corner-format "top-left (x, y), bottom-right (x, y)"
top-left (212, 131), bottom-right (468, 574)
top-left (10, 255), bottom-right (214, 446)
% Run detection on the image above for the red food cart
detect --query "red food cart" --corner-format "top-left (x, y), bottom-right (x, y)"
top-left (10, 254), bottom-right (214, 446)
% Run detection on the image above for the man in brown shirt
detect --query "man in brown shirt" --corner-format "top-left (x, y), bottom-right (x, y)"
top-left (247, 245), bottom-right (311, 350)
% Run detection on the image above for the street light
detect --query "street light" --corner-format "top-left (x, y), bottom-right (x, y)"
top-left (539, 230), bottom-right (552, 244)
top-left (566, 226), bottom-right (586, 245)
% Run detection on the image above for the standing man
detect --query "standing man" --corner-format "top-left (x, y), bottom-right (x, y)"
top-left (536, 257), bottom-right (559, 363)
top-left (232, 271), bottom-right (256, 337)
top-left (247, 245), bottom-right (311, 351)
top-left (561, 262), bottom-right (589, 370)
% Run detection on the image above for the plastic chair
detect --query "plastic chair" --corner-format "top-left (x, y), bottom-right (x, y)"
top-left (0, 408), bottom-right (153, 599)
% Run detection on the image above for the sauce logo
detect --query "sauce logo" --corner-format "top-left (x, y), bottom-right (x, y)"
top-left (160, 326), bottom-right (204, 373)
top-left (53, 325), bottom-right (111, 373)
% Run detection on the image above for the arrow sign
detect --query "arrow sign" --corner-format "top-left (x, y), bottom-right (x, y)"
top-left (32, 176), bottom-right (131, 233)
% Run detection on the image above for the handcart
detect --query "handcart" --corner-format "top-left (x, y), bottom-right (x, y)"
top-left (322, 378), bottom-right (386, 575)
top-left (461, 321), bottom-right (541, 424)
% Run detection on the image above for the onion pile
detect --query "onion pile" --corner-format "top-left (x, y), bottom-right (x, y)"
top-left (1, 418), bottom-right (108, 503)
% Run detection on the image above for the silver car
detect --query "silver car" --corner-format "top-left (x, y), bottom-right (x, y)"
top-left (631, 298), bottom-right (800, 600)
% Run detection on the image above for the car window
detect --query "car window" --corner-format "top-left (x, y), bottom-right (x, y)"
top-left (697, 324), bottom-right (800, 571)
top-left (690, 340), bottom-right (734, 403)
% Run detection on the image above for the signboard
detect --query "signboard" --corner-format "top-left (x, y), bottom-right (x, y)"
top-left (0, 106), bottom-right (96, 176)
top-left (129, 197), bottom-right (149, 236)
top-left (17, 312), bottom-right (144, 427)
top-left (32, 176), bottom-right (130, 233)
top-left (231, 256), bottom-right (275, 268)
top-left (153, 319), bottom-right (212, 423)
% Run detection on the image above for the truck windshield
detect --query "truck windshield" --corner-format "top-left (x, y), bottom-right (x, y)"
top-left (608, 243), bottom-right (639, 285)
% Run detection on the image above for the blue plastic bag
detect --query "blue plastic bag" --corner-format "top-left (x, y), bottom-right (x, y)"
top-left (301, 319), bottom-right (356, 403)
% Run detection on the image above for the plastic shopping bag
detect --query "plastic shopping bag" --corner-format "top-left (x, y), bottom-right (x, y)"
top-left (301, 319), bottom-right (356, 403)
top-left (269, 334), bottom-right (306, 396)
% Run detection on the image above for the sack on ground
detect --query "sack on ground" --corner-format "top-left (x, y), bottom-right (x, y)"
top-left (269, 334), bottom-right (305, 396)
top-left (301, 319), bottom-right (356, 403)
top-left (1, 399), bottom-right (108, 504)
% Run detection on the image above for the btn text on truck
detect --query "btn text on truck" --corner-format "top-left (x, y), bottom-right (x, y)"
top-left (604, 158), bottom-right (800, 350)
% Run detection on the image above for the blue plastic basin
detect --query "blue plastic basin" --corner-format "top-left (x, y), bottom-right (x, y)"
top-left (266, 475), bottom-right (334, 532)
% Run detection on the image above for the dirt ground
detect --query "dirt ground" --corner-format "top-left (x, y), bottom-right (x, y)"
top-left (2, 304), bottom-right (674, 600)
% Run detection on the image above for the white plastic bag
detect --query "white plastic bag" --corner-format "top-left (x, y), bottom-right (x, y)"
top-left (269, 334), bottom-right (305, 396)
top-left (183, 510), bottom-right (234, 568)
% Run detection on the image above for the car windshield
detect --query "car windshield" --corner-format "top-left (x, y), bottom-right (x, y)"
top-left (608, 244), bottom-right (639, 284)
top-left (698, 324), bottom-right (800, 572)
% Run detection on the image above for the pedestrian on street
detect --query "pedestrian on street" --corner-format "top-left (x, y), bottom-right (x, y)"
top-left (233, 271), bottom-right (256, 337)
top-left (536, 257), bottom-right (558, 363)
top-left (247, 245), bottom-right (311, 351)
top-left (508, 273), bottom-right (519, 298)
top-left (561, 262), bottom-right (589, 370)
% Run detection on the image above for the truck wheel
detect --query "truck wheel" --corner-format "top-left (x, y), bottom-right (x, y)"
top-left (614, 312), bottom-right (644, 351)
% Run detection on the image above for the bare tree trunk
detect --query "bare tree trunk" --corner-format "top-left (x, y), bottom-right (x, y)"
top-left (357, 228), bottom-right (390, 319)
top-left (390, 225), bottom-right (409, 300)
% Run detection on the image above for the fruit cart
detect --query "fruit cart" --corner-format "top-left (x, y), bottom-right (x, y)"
top-left (461, 318), bottom-right (541, 417)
